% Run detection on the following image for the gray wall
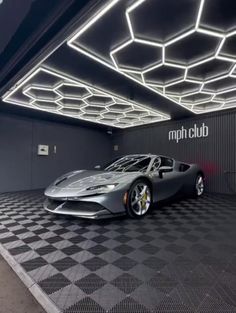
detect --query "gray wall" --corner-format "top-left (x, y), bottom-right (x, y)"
top-left (1, 109), bottom-right (236, 194)
top-left (112, 110), bottom-right (236, 194)
top-left (0, 113), bottom-right (112, 192)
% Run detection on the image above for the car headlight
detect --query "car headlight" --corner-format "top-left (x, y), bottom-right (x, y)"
top-left (86, 184), bottom-right (118, 193)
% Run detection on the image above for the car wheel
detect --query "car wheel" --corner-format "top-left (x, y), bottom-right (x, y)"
top-left (126, 180), bottom-right (152, 218)
top-left (193, 174), bottom-right (204, 197)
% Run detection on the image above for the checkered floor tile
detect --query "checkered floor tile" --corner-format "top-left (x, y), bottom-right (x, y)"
top-left (0, 190), bottom-right (236, 312)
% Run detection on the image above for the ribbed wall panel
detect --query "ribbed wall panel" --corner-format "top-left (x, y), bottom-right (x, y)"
top-left (112, 111), bottom-right (236, 194)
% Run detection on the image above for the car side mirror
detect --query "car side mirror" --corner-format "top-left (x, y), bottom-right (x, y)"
top-left (159, 166), bottom-right (173, 178)
top-left (94, 165), bottom-right (101, 169)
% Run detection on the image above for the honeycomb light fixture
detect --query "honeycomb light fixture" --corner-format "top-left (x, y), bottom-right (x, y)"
top-left (68, 0), bottom-right (236, 114)
top-left (2, 67), bottom-right (169, 128)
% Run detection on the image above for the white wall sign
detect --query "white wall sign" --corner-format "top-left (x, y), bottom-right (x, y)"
top-left (168, 123), bottom-right (209, 143)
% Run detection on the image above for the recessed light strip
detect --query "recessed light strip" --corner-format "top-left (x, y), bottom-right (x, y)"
top-left (68, 0), bottom-right (236, 114)
top-left (2, 66), bottom-right (169, 128)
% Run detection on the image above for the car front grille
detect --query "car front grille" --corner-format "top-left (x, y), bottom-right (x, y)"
top-left (45, 198), bottom-right (105, 213)
top-left (45, 198), bottom-right (65, 211)
top-left (64, 201), bottom-right (105, 212)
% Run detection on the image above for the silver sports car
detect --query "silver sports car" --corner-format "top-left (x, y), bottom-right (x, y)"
top-left (44, 154), bottom-right (205, 219)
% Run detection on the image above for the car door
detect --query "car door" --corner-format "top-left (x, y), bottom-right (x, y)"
top-left (149, 157), bottom-right (183, 202)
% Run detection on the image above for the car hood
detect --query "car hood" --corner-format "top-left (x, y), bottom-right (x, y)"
top-left (55, 170), bottom-right (139, 188)
top-left (45, 170), bottom-right (140, 198)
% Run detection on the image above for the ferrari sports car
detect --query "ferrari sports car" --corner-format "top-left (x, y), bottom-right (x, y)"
top-left (44, 154), bottom-right (205, 219)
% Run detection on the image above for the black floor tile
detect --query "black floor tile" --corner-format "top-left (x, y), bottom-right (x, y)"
top-left (0, 191), bottom-right (236, 312)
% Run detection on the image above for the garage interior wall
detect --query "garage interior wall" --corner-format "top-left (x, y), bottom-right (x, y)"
top-left (1, 109), bottom-right (236, 194)
top-left (0, 112), bottom-right (112, 193)
top-left (112, 110), bottom-right (236, 194)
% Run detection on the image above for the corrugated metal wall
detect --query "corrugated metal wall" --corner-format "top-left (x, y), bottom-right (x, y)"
top-left (112, 110), bottom-right (236, 194)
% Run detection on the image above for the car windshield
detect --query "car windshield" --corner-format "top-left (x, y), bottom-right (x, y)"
top-left (102, 156), bottom-right (152, 172)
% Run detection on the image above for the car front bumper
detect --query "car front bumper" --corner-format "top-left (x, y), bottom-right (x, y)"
top-left (44, 197), bottom-right (125, 219)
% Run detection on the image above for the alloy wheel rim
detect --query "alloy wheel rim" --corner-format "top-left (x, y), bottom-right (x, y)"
top-left (131, 183), bottom-right (151, 215)
top-left (196, 176), bottom-right (204, 196)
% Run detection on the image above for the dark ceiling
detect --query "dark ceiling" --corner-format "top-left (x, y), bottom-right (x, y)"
top-left (1, 0), bottom-right (236, 129)
top-left (0, 0), bottom-right (106, 128)
top-left (0, 0), bottom-right (91, 91)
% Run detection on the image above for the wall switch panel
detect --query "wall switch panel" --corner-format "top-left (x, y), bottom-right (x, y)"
top-left (38, 145), bottom-right (49, 156)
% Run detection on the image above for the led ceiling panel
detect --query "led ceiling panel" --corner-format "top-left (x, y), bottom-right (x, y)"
top-left (68, 0), bottom-right (236, 114)
top-left (2, 67), bottom-right (169, 128)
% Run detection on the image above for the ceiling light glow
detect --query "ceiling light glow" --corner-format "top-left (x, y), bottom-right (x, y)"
top-left (68, 0), bottom-right (236, 114)
top-left (2, 67), bottom-right (169, 128)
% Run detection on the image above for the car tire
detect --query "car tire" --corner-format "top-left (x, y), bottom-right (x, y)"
top-left (191, 174), bottom-right (204, 198)
top-left (126, 179), bottom-right (152, 218)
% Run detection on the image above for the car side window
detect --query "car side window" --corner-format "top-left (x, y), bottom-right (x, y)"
top-left (160, 157), bottom-right (174, 168)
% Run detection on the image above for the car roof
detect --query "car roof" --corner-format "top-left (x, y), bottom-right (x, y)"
top-left (122, 154), bottom-right (172, 159)
top-left (122, 154), bottom-right (155, 158)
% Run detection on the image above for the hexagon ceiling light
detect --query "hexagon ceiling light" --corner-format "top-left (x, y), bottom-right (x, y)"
top-left (68, 0), bottom-right (236, 114)
top-left (2, 67), bottom-right (169, 128)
